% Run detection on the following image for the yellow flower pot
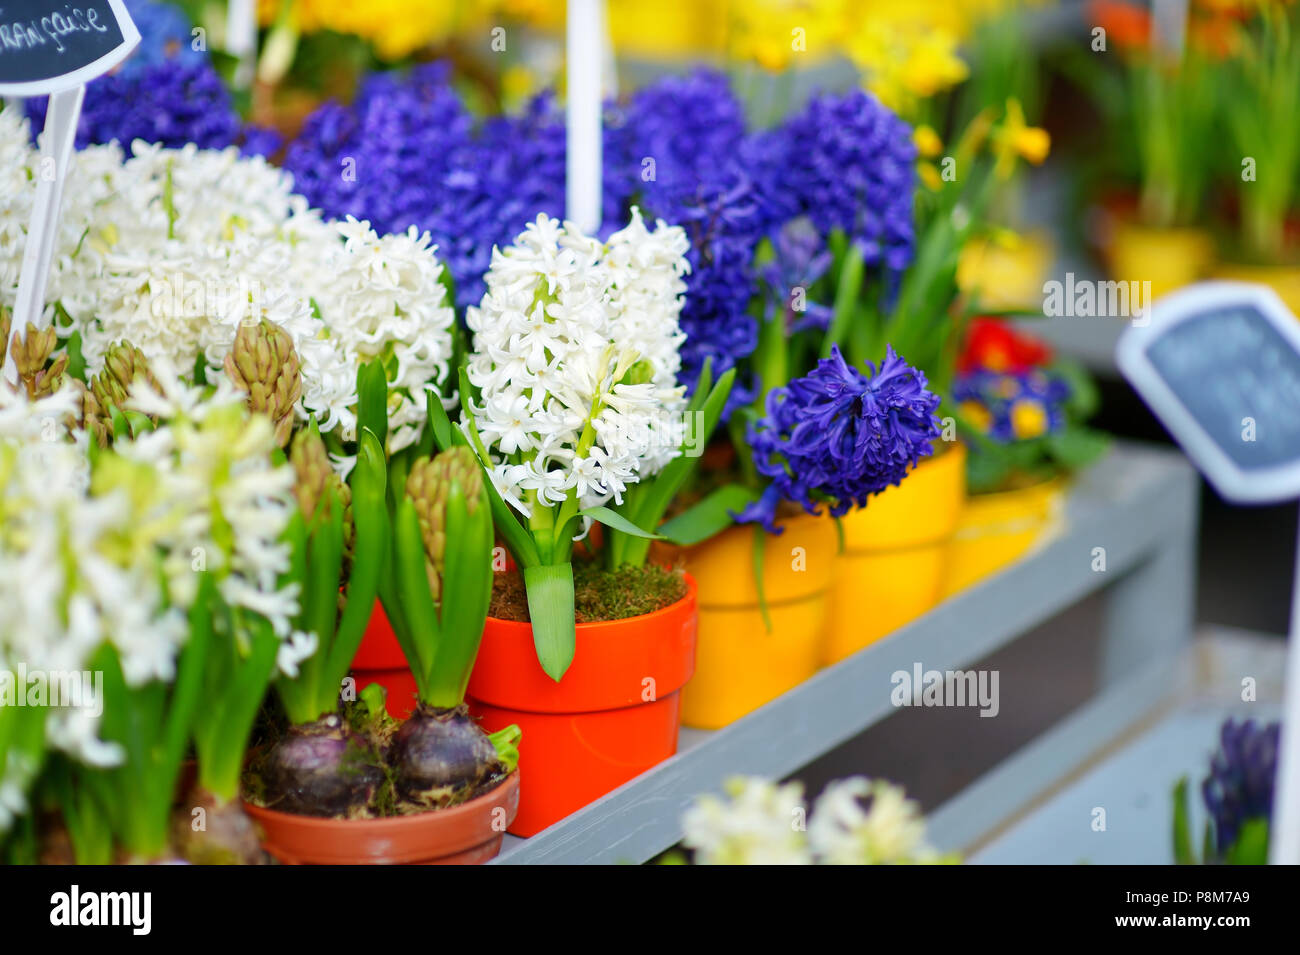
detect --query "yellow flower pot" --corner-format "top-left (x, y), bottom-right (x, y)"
top-left (679, 511), bottom-right (837, 729)
top-left (1214, 263), bottom-right (1300, 317)
top-left (941, 477), bottom-right (1067, 598)
top-left (956, 232), bottom-right (1055, 311)
top-left (1107, 221), bottom-right (1215, 302)
top-left (823, 443), bottom-right (967, 665)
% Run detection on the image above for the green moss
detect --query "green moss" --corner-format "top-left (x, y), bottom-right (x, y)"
top-left (573, 562), bottom-right (687, 623)
top-left (489, 561), bottom-right (689, 623)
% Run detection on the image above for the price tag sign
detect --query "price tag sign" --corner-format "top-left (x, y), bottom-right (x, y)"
top-left (1117, 281), bottom-right (1300, 504)
top-left (0, 1), bottom-right (140, 96)
top-left (1118, 279), bottom-right (1300, 864)
top-left (1, 0), bottom-right (137, 384)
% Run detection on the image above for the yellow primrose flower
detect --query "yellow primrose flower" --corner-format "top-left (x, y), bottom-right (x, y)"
top-left (913, 125), bottom-right (943, 158)
top-left (1010, 398), bottom-right (1049, 439)
top-left (991, 99), bottom-right (1050, 180)
top-left (959, 400), bottom-right (994, 433)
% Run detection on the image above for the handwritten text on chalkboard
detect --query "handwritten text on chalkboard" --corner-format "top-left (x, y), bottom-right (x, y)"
top-left (0, 6), bottom-right (111, 55)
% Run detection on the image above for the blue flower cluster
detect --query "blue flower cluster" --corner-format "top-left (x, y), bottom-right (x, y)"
top-left (603, 70), bottom-right (766, 409)
top-left (952, 369), bottom-right (1070, 443)
top-left (1203, 719), bottom-right (1279, 857)
top-left (761, 217), bottom-right (834, 334)
top-left (763, 89), bottom-right (918, 278)
top-left (24, 1), bottom-right (276, 156)
top-left (285, 64), bottom-right (563, 309)
top-left (738, 345), bottom-right (940, 532)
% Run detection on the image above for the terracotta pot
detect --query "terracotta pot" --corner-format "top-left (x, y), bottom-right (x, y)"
top-left (942, 477), bottom-right (1068, 597)
top-left (824, 444), bottom-right (967, 664)
top-left (677, 512), bottom-right (837, 729)
top-left (242, 772), bottom-right (519, 865)
top-left (466, 578), bottom-right (697, 837)
top-left (351, 600), bottom-right (418, 719)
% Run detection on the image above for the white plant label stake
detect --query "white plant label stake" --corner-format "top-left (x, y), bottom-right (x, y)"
top-left (1117, 280), bottom-right (1300, 864)
top-left (565, 0), bottom-right (604, 233)
top-left (0, 0), bottom-right (139, 386)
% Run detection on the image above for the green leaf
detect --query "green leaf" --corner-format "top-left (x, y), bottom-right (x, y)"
top-left (1225, 818), bottom-right (1270, 866)
top-left (657, 484), bottom-right (759, 546)
top-left (523, 562), bottom-right (576, 682)
top-left (1172, 777), bottom-right (1196, 865)
top-left (357, 359), bottom-right (388, 454)
top-left (324, 428), bottom-right (390, 707)
top-left (426, 481), bottom-right (495, 707)
top-left (579, 505), bottom-right (663, 540)
top-left (393, 498), bottom-right (440, 693)
top-left (822, 240), bottom-right (866, 358)
top-left (612, 367), bottom-right (735, 566)
top-left (489, 724), bottom-right (522, 774)
top-left (1046, 428), bottom-right (1110, 471)
top-left (426, 388), bottom-right (454, 451)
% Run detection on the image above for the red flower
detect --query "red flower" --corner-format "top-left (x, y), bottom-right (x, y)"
top-left (958, 319), bottom-right (1054, 375)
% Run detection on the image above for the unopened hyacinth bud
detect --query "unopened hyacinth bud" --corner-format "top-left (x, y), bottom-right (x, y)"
top-left (9, 322), bottom-right (68, 399)
top-left (92, 341), bottom-right (159, 412)
top-left (224, 319), bottom-right (303, 447)
top-left (406, 447), bottom-right (483, 601)
top-left (290, 426), bottom-right (352, 530)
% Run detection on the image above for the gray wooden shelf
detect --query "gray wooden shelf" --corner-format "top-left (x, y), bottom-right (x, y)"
top-left (493, 442), bottom-right (1199, 864)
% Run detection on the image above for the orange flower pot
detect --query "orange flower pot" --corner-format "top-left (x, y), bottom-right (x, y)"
top-left (677, 512), bottom-right (837, 729)
top-left (824, 444), bottom-right (967, 664)
top-left (465, 577), bottom-right (698, 837)
top-left (351, 600), bottom-right (418, 719)
top-left (241, 772), bottom-right (519, 865)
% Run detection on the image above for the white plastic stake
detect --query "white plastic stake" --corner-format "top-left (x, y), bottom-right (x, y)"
top-left (226, 0), bottom-right (258, 90)
top-left (3, 85), bottom-right (85, 387)
top-left (1271, 516), bottom-right (1300, 863)
top-left (566, 0), bottom-right (603, 233)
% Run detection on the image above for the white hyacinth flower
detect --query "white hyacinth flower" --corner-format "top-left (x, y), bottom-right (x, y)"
top-left (464, 210), bottom-right (689, 521)
top-left (681, 777), bottom-right (812, 865)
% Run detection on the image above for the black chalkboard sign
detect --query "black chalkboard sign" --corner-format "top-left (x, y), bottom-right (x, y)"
top-left (1118, 282), bottom-right (1300, 504)
top-left (0, 0), bottom-right (139, 96)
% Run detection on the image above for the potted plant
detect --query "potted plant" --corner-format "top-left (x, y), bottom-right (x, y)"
top-left (1212, 2), bottom-right (1300, 313)
top-left (944, 319), bottom-right (1109, 596)
top-left (1074, 0), bottom-right (1221, 297)
top-left (427, 210), bottom-right (731, 835)
top-left (0, 371), bottom-right (304, 865)
top-left (243, 433), bottom-right (521, 864)
top-left (1171, 718), bottom-right (1278, 865)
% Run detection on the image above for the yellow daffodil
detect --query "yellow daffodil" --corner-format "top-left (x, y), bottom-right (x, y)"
top-left (913, 125), bottom-right (944, 158)
top-left (918, 162), bottom-right (944, 191)
top-left (991, 99), bottom-right (1050, 179)
top-left (728, 0), bottom-right (848, 70)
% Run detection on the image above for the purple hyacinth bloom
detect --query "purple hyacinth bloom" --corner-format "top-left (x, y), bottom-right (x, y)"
top-left (601, 70), bottom-right (766, 411)
top-left (767, 89), bottom-right (917, 277)
top-left (117, 0), bottom-right (207, 78)
top-left (1202, 718), bottom-right (1279, 856)
top-left (26, 60), bottom-right (243, 150)
top-left (284, 64), bottom-right (568, 311)
top-left (762, 216), bottom-right (834, 334)
top-left (738, 344), bottom-right (941, 532)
